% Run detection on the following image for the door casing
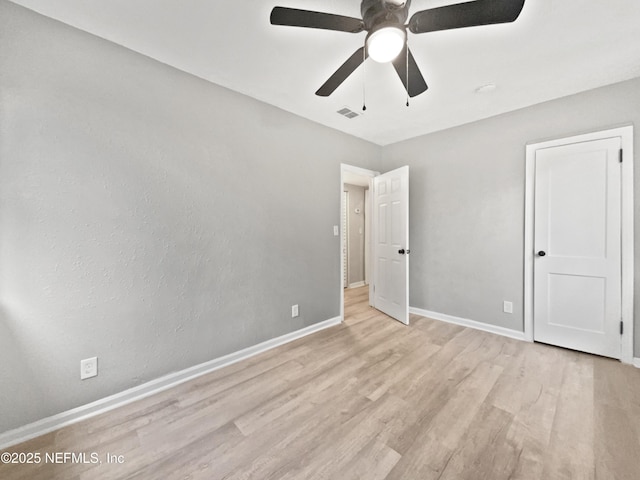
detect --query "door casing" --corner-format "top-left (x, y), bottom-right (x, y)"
top-left (524, 125), bottom-right (634, 364)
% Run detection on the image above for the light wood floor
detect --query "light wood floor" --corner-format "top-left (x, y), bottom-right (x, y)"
top-left (2, 286), bottom-right (640, 479)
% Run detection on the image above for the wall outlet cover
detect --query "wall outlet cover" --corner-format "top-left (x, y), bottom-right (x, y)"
top-left (503, 301), bottom-right (513, 314)
top-left (81, 357), bottom-right (98, 380)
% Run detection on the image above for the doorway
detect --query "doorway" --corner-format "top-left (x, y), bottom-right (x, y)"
top-left (340, 164), bottom-right (410, 325)
top-left (341, 165), bottom-right (376, 322)
top-left (524, 126), bottom-right (634, 363)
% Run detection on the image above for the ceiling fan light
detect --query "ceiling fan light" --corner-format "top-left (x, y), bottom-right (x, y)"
top-left (366, 26), bottom-right (405, 63)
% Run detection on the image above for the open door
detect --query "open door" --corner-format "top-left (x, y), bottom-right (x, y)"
top-left (373, 166), bottom-right (409, 325)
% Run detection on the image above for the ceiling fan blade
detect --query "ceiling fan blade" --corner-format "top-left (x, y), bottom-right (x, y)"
top-left (316, 47), bottom-right (366, 97)
top-left (271, 7), bottom-right (365, 33)
top-left (408, 0), bottom-right (525, 34)
top-left (392, 46), bottom-right (428, 98)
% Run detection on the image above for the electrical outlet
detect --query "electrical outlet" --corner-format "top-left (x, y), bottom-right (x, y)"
top-left (292, 304), bottom-right (299, 318)
top-left (80, 357), bottom-right (98, 380)
top-left (333, 225), bottom-right (339, 236)
top-left (503, 301), bottom-right (513, 314)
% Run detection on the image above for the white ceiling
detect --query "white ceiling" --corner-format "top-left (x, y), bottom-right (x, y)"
top-left (9, 0), bottom-right (640, 145)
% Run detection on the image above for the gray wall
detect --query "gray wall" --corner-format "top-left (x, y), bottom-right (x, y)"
top-left (0, 2), bottom-right (379, 434)
top-left (344, 184), bottom-right (366, 287)
top-left (378, 76), bottom-right (640, 355)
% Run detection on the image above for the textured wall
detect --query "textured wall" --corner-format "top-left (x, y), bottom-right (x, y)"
top-left (379, 77), bottom-right (640, 354)
top-left (0, 1), bottom-right (379, 434)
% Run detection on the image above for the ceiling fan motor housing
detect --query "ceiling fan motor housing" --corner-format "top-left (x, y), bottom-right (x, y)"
top-left (361, 0), bottom-right (411, 31)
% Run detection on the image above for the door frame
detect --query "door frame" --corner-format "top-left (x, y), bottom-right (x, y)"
top-left (340, 164), bottom-right (379, 321)
top-left (343, 190), bottom-right (349, 290)
top-left (523, 125), bottom-right (634, 364)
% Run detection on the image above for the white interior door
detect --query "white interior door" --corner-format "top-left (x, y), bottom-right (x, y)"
top-left (533, 138), bottom-right (622, 358)
top-left (373, 166), bottom-right (409, 325)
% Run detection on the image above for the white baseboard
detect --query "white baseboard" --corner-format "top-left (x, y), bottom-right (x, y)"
top-left (348, 281), bottom-right (366, 288)
top-left (0, 316), bottom-right (341, 450)
top-left (409, 307), bottom-right (527, 342)
top-left (634, 358), bottom-right (640, 368)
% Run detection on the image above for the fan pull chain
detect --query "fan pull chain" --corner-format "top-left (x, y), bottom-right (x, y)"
top-left (362, 47), bottom-right (367, 111)
top-left (405, 42), bottom-right (410, 107)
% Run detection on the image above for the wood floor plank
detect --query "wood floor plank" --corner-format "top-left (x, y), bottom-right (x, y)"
top-left (201, 388), bottom-right (374, 480)
top-left (273, 393), bottom-right (407, 480)
top-left (592, 356), bottom-right (640, 480)
top-left (437, 403), bottom-right (517, 480)
top-left (232, 354), bottom-right (366, 436)
top-left (542, 354), bottom-right (596, 480)
top-left (2, 285), bottom-right (640, 480)
top-left (337, 437), bottom-right (401, 480)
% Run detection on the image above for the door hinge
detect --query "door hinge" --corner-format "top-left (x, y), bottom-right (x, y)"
top-left (620, 320), bottom-right (624, 335)
top-left (619, 148), bottom-right (623, 163)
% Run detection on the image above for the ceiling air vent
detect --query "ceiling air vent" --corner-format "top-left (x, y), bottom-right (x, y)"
top-left (337, 107), bottom-right (360, 119)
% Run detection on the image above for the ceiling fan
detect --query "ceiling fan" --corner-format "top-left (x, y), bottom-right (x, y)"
top-left (270, 0), bottom-right (526, 98)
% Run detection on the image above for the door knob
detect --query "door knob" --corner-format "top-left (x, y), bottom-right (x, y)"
top-left (537, 251), bottom-right (546, 257)
top-left (398, 249), bottom-right (405, 255)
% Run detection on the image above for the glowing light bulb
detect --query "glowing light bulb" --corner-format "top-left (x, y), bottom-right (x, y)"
top-left (367, 26), bottom-right (406, 63)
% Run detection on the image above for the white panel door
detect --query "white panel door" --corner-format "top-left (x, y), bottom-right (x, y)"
top-left (373, 166), bottom-right (409, 325)
top-left (534, 138), bottom-right (621, 358)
